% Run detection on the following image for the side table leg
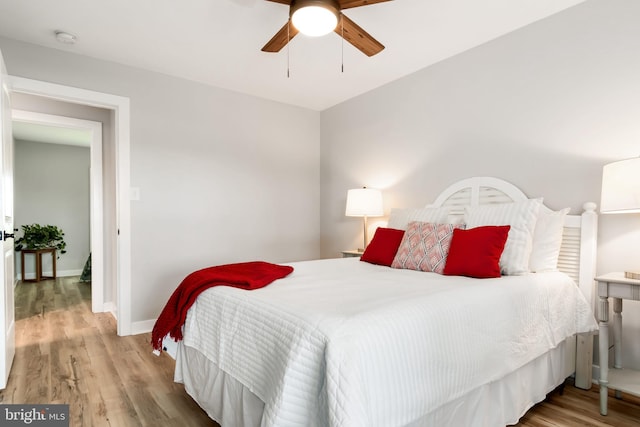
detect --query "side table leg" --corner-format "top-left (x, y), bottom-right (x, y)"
top-left (52, 249), bottom-right (57, 279)
top-left (35, 252), bottom-right (42, 282)
top-left (613, 298), bottom-right (622, 368)
top-left (599, 296), bottom-right (609, 416)
top-left (21, 251), bottom-right (25, 283)
top-left (613, 298), bottom-right (623, 399)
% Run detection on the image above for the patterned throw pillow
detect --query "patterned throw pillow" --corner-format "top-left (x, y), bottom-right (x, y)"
top-left (391, 221), bottom-right (465, 274)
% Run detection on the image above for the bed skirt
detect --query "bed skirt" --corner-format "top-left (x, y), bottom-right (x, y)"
top-left (175, 336), bottom-right (575, 427)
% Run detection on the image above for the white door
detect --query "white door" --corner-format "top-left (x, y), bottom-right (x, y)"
top-left (0, 49), bottom-right (15, 390)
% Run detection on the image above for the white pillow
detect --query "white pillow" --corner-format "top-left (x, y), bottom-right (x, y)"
top-left (464, 198), bottom-right (542, 275)
top-left (387, 206), bottom-right (450, 230)
top-left (529, 207), bottom-right (569, 272)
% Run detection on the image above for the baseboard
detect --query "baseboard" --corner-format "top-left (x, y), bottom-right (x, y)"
top-left (102, 301), bottom-right (117, 318)
top-left (17, 269), bottom-right (83, 281)
top-left (57, 269), bottom-right (83, 277)
top-left (131, 319), bottom-right (156, 335)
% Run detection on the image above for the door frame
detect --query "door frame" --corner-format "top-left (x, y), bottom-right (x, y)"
top-left (12, 110), bottom-right (104, 313)
top-left (8, 76), bottom-right (133, 336)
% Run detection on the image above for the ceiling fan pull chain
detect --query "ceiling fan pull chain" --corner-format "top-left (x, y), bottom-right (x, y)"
top-left (341, 17), bottom-right (344, 73)
top-left (287, 21), bottom-right (291, 78)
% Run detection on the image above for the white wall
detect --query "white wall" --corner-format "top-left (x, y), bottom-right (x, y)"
top-left (0, 37), bottom-right (321, 325)
top-left (14, 140), bottom-right (90, 277)
top-left (321, 0), bottom-right (640, 369)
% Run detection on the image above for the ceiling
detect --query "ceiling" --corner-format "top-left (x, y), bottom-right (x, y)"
top-left (0, 0), bottom-right (585, 111)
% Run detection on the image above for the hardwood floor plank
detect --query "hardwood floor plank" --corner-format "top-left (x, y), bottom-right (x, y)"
top-left (23, 345), bottom-right (49, 402)
top-left (2, 276), bottom-right (639, 426)
top-left (516, 381), bottom-right (640, 427)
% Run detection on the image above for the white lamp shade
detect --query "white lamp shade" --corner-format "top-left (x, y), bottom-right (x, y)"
top-left (345, 188), bottom-right (383, 217)
top-left (601, 157), bottom-right (640, 214)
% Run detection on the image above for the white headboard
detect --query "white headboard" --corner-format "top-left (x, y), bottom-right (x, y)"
top-left (430, 177), bottom-right (598, 306)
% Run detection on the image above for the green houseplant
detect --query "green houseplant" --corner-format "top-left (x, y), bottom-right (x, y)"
top-left (14, 224), bottom-right (67, 254)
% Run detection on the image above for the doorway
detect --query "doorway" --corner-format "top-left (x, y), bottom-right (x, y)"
top-left (12, 109), bottom-right (104, 313)
top-left (8, 76), bottom-right (132, 336)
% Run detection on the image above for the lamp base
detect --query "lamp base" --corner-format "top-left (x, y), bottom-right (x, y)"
top-left (624, 271), bottom-right (640, 280)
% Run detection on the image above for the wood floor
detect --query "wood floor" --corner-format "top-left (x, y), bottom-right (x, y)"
top-left (1, 277), bottom-right (639, 426)
top-left (0, 276), bottom-right (218, 426)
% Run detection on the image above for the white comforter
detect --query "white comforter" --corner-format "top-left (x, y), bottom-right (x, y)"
top-left (179, 258), bottom-right (597, 427)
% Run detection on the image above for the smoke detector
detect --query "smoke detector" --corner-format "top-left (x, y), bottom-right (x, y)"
top-left (55, 31), bottom-right (77, 45)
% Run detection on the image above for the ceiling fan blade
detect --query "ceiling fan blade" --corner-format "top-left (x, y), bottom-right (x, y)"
top-left (338, 0), bottom-right (392, 10)
top-left (334, 14), bottom-right (384, 56)
top-left (261, 21), bottom-right (299, 52)
top-left (265, 0), bottom-right (291, 4)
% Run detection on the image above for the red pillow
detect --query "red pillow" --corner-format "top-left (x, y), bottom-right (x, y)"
top-left (442, 225), bottom-right (511, 278)
top-left (360, 227), bottom-right (406, 267)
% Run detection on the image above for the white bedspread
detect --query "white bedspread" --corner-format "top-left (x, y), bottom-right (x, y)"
top-left (179, 258), bottom-right (597, 427)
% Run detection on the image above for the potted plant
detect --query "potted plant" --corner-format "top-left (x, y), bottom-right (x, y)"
top-left (14, 224), bottom-right (67, 254)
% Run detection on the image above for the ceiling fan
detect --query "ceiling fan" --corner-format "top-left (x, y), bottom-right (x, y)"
top-left (262, 0), bottom-right (391, 57)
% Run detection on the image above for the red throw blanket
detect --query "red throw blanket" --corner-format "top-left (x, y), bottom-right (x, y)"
top-left (151, 261), bottom-right (294, 351)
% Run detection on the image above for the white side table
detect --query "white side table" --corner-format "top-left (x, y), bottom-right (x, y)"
top-left (341, 250), bottom-right (363, 258)
top-left (596, 272), bottom-right (640, 415)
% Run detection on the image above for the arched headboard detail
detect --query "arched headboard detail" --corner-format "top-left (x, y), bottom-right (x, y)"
top-left (432, 176), bottom-right (529, 212)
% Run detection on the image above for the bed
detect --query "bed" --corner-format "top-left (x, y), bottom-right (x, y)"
top-left (168, 177), bottom-right (599, 427)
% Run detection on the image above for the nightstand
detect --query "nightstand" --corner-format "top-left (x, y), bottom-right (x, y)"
top-left (341, 250), bottom-right (363, 258)
top-left (596, 272), bottom-right (640, 415)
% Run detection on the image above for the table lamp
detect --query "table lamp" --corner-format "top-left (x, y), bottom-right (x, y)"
top-left (600, 157), bottom-right (640, 279)
top-left (345, 187), bottom-right (383, 252)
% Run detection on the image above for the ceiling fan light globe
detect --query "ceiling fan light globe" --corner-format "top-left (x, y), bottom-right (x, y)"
top-left (292, 6), bottom-right (338, 37)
